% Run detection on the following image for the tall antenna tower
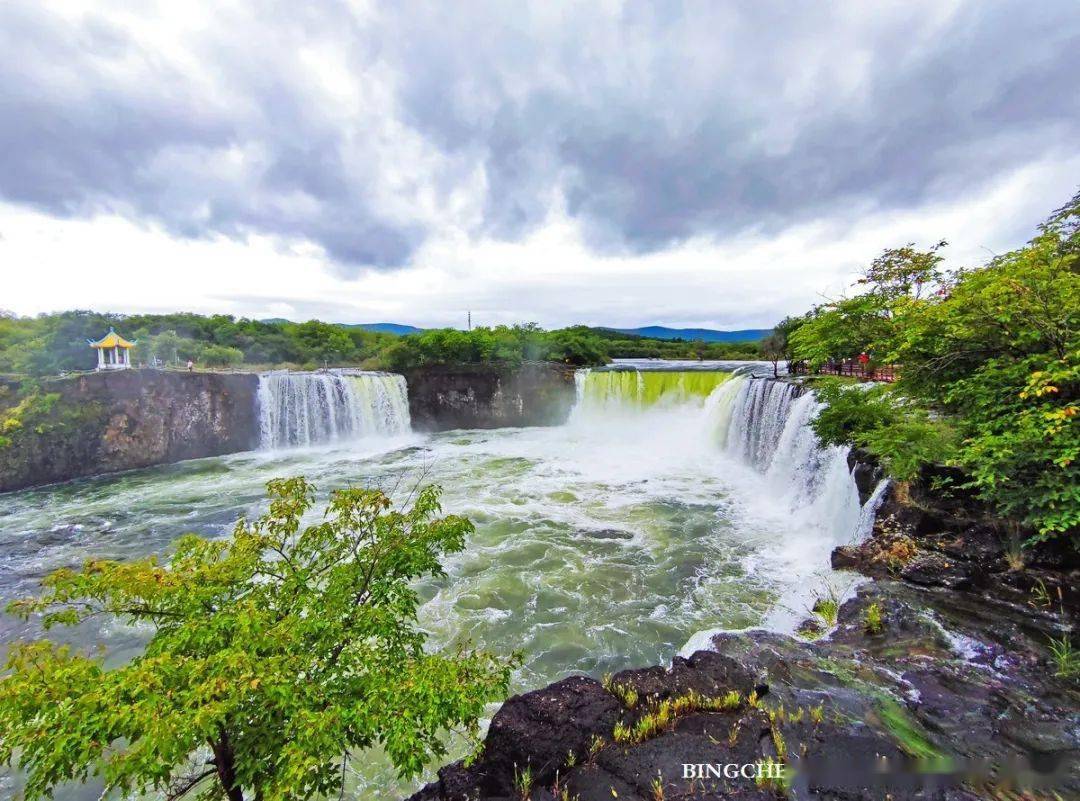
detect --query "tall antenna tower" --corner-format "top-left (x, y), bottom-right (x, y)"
top-left (467, 311), bottom-right (472, 331)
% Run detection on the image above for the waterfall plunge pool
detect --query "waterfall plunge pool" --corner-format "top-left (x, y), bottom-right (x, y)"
top-left (0, 366), bottom-right (880, 799)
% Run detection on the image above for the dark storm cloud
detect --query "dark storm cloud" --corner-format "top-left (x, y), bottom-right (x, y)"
top-left (0, 0), bottom-right (1077, 270)
top-left (390, 0), bottom-right (1080, 252)
top-left (0, 1), bottom-right (421, 268)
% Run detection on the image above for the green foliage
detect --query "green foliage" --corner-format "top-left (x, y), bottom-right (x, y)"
top-left (856, 240), bottom-right (947, 300)
top-left (198, 344), bottom-right (245, 367)
top-left (788, 241), bottom-right (948, 368)
top-left (1047, 634), bottom-right (1080, 680)
top-left (0, 309), bottom-right (770, 376)
top-left (0, 385), bottom-right (68, 450)
top-left (811, 585), bottom-right (841, 628)
top-left (875, 697), bottom-right (945, 763)
top-left (788, 192), bottom-right (1079, 542)
top-left (864, 602), bottom-right (884, 635)
top-left (540, 327), bottom-right (609, 365)
top-left (378, 324), bottom-right (613, 370)
top-left (290, 320), bottom-right (357, 364)
top-left (513, 763), bottom-right (533, 798)
top-left (0, 311), bottom-right (399, 375)
top-left (810, 380), bottom-right (957, 482)
top-left (811, 381), bottom-right (899, 446)
top-left (886, 223), bottom-right (1079, 539)
top-left (0, 478), bottom-right (517, 801)
top-left (788, 293), bottom-right (894, 367)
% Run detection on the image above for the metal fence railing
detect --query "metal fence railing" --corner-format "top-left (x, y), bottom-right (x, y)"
top-left (788, 361), bottom-right (899, 383)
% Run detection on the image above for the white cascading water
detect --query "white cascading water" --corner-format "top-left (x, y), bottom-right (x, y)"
top-left (577, 369), bottom-right (885, 546)
top-left (716, 374), bottom-right (880, 542)
top-left (256, 371), bottom-right (410, 448)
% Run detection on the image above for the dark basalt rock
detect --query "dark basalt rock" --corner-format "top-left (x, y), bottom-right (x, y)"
top-left (899, 551), bottom-right (978, 589)
top-left (404, 363), bottom-right (577, 431)
top-left (409, 580), bottom-right (1079, 801)
top-left (481, 676), bottom-right (622, 793)
top-left (846, 448), bottom-right (885, 506)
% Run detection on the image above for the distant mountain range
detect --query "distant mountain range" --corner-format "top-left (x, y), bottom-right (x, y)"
top-left (604, 326), bottom-right (770, 342)
top-left (343, 322), bottom-right (425, 336)
top-left (262, 319), bottom-right (768, 341)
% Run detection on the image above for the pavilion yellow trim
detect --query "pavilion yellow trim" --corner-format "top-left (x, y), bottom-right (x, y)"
top-left (87, 329), bottom-right (137, 349)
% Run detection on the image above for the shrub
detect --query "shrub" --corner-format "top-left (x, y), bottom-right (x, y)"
top-left (198, 343), bottom-right (245, 366)
top-left (0, 478), bottom-right (517, 801)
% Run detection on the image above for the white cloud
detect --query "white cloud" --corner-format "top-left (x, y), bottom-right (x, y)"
top-left (2, 153), bottom-right (1073, 329)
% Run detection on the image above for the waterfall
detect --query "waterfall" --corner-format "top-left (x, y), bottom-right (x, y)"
top-left (721, 375), bottom-right (881, 543)
top-left (725, 379), bottom-right (801, 469)
top-left (573, 368), bottom-right (885, 544)
top-left (573, 368), bottom-right (732, 417)
top-left (257, 371), bottom-right (410, 449)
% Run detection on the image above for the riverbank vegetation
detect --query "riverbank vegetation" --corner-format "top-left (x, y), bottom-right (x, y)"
top-left (780, 190), bottom-right (1079, 545)
top-left (0, 478), bottom-right (517, 801)
top-left (0, 312), bottom-right (764, 376)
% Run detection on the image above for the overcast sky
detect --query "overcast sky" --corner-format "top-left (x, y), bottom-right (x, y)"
top-left (1, 1), bottom-right (1078, 329)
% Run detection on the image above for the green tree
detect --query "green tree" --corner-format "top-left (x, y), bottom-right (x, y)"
top-left (887, 228), bottom-right (1079, 539)
top-left (0, 478), bottom-right (516, 801)
top-left (199, 343), bottom-right (245, 367)
top-left (288, 321), bottom-right (357, 364)
top-left (788, 243), bottom-right (948, 368)
top-left (856, 240), bottom-right (947, 300)
top-left (787, 293), bottom-right (893, 367)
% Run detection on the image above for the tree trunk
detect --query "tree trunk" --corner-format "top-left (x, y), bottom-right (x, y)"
top-left (209, 730), bottom-right (245, 801)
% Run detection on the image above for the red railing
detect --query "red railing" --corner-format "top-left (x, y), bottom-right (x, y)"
top-left (788, 361), bottom-right (899, 383)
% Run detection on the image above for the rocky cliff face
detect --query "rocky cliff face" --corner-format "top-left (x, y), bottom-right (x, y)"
top-left (405, 362), bottom-right (577, 431)
top-left (0, 370), bottom-right (259, 493)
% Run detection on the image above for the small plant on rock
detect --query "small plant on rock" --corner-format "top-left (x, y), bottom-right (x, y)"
top-left (609, 682), bottom-right (639, 709)
top-left (514, 763), bottom-right (533, 799)
top-left (587, 734), bottom-right (605, 760)
top-left (754, 757), bottom-right (789, 792)
top-left (864, 602), bottom-right (885, 634)
top-left (1048, 634), bottom-right (1080, 679)
top-left (811, 585), bottom-right (842, 627)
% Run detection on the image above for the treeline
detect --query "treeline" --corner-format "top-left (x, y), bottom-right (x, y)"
top-left (0, 313), bottom-right (396, 375)
top-left (0, 313), bottom-right (765, 376)
top-left (772, 190), bottom-right (1079, 545)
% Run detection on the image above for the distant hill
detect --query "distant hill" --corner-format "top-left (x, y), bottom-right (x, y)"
top-left (345, 322), bottom-right (425, 336)
top-left (604, 326), bottom-right (770, 342)
top-left (259, 320), bottom-right (766, 342)
top-left (260, 319), bottom-right (425, 335)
